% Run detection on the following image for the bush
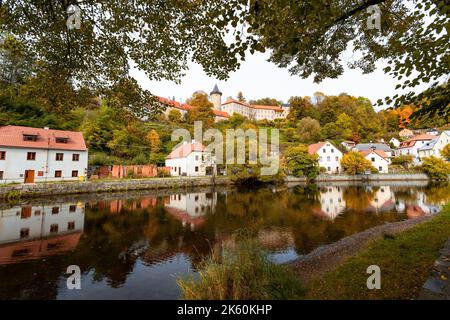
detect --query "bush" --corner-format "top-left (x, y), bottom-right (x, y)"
top-left (284, 144), bottom-right (320, 179)
top-left (421, 156), bottom-right (450, 180)
top-left (441, 143), bottom-right (450, 160)
top-left (341, 151), bottom-right (377, 175)
top-left (177, 238), bottom-right (304, 300)
top-left (391, 155), bottom-right (414, 168)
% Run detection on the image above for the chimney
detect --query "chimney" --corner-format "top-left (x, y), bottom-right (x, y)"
top-left (44, 127), bottom-right (49, 130)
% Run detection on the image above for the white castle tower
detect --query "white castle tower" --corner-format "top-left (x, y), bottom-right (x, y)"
top-left (210, 84), bottom-right (222, 111)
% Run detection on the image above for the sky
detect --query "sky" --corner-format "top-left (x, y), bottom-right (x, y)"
top-left (130, 51), bottom-right (421, 112)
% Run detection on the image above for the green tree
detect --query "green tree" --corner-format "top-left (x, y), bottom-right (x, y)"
top-left (242, 0), bottom-right (450, 117)
top-left (168, 109), bottom-right (182, 123)
top-left (249, 97), bottom-right (281, 106)
top-left (421, 156), bottom-right (450, 180)
top-left (296, 117), bottom-right (321, 144)
top-left (284, 144), bottom-right (320, 179)
top-left (187, 92), bottom-right (215, 127)
top-left (441, 144), bottom-right (450, 160)
top-left (287, 96), bottom-right (318, 123)
top-left (341, 151), bottom-right (377, 175)
top-left (237, 91), bottom-right (246, 102)
top-left (391, 155), bottom-right (414, 169)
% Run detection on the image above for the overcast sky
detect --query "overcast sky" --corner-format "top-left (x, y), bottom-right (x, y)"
top-left (130, 51), bottom-right (423, 112)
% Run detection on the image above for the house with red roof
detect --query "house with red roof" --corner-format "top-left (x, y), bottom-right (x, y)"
top-left (360, 149), bottom-right (390, 173)
top-left (308, 141), bottom-right (343, 174)
top-left (165, 140), bottom-right (215, 177)
top-left (396, 134), bottom-right (435, 164)
top-left (0, 125), bottom-right (88, 183)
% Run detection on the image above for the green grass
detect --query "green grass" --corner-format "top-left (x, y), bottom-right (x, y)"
top-left (178, 239), bottom-right (305, 300)
top-left (306, 204), bottom-right (450, 300)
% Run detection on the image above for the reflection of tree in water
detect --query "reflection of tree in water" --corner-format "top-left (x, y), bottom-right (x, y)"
top-left (424, 182), bottom-right (450, 204)
top-left (343, 186), bottom-right (377, 211)
top-left (392, 187), bottom-right (422, 203)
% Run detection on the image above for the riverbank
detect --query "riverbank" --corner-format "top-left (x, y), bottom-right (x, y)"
top-left (303, 204), bottom-right (450, 299)
top-left (0, 173), bottom-right (438, 200)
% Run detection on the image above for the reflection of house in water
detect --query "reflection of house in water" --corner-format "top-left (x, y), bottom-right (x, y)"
top-left (368, 186), bottom-right (395, 213)
top-left (165, 192), bottom-right (217, 231)
top-left (395, 191), bottom-right (441, 218)
top-left (313, 187), bottom-right (346, 220)
top-left (0, 203), bottom-right (85, 265)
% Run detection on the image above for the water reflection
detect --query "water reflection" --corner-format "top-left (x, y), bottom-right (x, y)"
top-left (0, 183), bottom-right (448, 299)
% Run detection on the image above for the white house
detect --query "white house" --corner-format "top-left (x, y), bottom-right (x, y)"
top-left (165, 140), bottom-right (216, 177)
top-left (390, 137), bottom-right (401, 148)
top-left (418, 131), bottom-right (450, 160)
top-left (396, 134), bottom-right (435, 164)
top-left (308, 141), bottom-right (343, 174)
top-left (341, 141), bottom-right (356, 151)
top-left (0, 126), bottom-right (88, 184)
top-left (399, 128), bottom-right (414, 139)
top-left (360, 150), bottom-right (390, 173)
top-left (210, 85), bottom-right (289, 121)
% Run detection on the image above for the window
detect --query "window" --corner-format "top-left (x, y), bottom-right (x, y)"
top-left (195, 155), bottom-right (199, 161)
top-left (335, 157), bottom-right (339, 161)
top-left (68, 221), bottom-right (75, 230)
top-left (331, 149), bottom-right (334, 153)
top-left (20, 228), bottom-right (30, 239)
top-left (34, 209), bottom-right (41, 216)
top-left (327, 156), bottom-right (330, 161)
top-left (21, 207), bottom-right (32, 219)
top-left (0, 171), bottom-right (3, 180)
top-left (195, 166), bottom-right (199, 172)
top-left (0, 151), bottom-right (5, 160)
top-left (72, 154), bottom-right (80, 161)
top-left (23, 134), bottom-right (38, 141)
top-left (323, 149), bottom-right (326, 153)
top-left (71, 170), bottom-right (79, 178)
top-left (55, 170), bottom-right (62, 178)
top-left (55, 137), bottom-right (69, 144)
top-left (69, 205), bottom-right (77, 212)
top-left (379, 167), bottom-right (383, 171)
top-left (27, 152), bottom-right (36, 160)
top-left (50, 224), bottom-right (59, 233)
top-left (52, 207), bottom-right (59, 214)
top-left (371, 157), bottom-right (376, 162)
top-left (56, 153), bottom-right (64, 161)
top-left (38, 171), bottom-right (44, 177)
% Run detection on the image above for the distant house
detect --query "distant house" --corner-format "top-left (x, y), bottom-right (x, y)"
top-left (399, 128), bottom-right (414, 139)
top-left (418, 131), bottom-right (450, 160)
top-left (360, 150), bottom-right (390, 173)
top-left (390, 137), bottom-right (401, 148)
top-left (158, 96), bottom-right (230, 123)
top-left (0, 125), bottom-right (88, 184)
top-left (426, 128), bottom-right (440, 136)
top-left (396, 134), bottom-right (435, 164)
top-left (165, 140), bottom-right (216, 177)
top-left (354, 143), bottom-right (393, 157)
top-left (341, 141), bottom-right (356, 151)
top-left (308, 141), bottom-right (343, 174)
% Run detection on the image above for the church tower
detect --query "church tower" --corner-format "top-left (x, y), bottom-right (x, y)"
top-left (210, 84), bottom-right (222, 110)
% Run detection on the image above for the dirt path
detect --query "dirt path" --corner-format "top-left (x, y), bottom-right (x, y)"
top-left (285, 216), bottom-right (434, 284)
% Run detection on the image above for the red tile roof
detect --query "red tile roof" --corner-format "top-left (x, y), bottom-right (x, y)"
top-left (308, 142), bottom-right (327, 155)
top-left (166, 141), bottom-right (205, 159)
top-left (157, 96), bottom-right (230, 118)
top-left (360, 150), bottom-right (389, 159)
top-left (0, 125), bottom-right (87, 151)
top-left (398, 134), bottom-right (435, 149)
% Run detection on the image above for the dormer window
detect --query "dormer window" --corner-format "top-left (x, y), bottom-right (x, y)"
top-left (55, 137), bottom-right (69, 144)
top-left (23, 134), bottom-right (38, 142)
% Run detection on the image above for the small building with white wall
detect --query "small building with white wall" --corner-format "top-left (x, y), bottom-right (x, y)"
top-left (360, 150), bottom-right (390, 173)
top-left (308, 141), bottom-right (343, 174)
top-left (165, 141), bottom-right (215, 177)
top-left (418, 131), bottom-right (450, 160)
top-left (396, 134), bottom-right (435, 164)
top-left (0, 126), bottom-right (88, 184)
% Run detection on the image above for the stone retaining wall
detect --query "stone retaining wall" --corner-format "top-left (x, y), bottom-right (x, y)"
top-left (0, 176), bottom-right (233, 199)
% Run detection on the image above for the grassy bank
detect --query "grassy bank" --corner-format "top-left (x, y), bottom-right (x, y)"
top-left (178, 239), bottom-right (305, 300)
top-left (306, 204), bottom-right (450, 300)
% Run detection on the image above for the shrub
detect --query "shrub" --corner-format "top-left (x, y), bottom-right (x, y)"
top-left (441, 144), bottom-right (450, 160)
top-left (341, 151), bottom-right (377, 175)
top-left (284, 144), bottom-right (320, 179)
top-left (177, 239), bottom-right (304, 300)
top-left (391, 155), bottom-right (414, 168)
top-left (421, 156), bottom-right (450, 180)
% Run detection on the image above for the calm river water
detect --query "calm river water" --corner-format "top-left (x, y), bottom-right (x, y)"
top-left (0, 182), bottom-right (449, 299)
